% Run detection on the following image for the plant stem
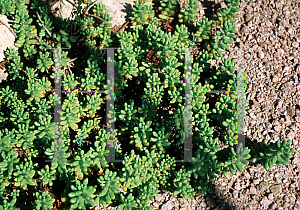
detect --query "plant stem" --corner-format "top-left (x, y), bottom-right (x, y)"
top-left (84, 13), bottom-right (118, 33)
top-left (0, 20), bottom-right (17, 38)
top-left (84, 0), bottom-right (101, 15)
top-left (36, 12), bottom-right (52, 37)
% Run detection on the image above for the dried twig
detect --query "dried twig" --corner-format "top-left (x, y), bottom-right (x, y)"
top-left (84, 13), bottom-right (119, 33)
top-left (63, 57), bottom-right (78, 75)
top-left (84, 0), bottom-right (101, 15)
top-left (63, 0), bottom-right (76, 7)
top-left (0, 19), bottom-right (17, 39)
top-left (115, 21), bottom-right (130, 34)
top-left (36, 12), bottom-right (52, 37)
top-left (83, 0), bottom-right (129, 34)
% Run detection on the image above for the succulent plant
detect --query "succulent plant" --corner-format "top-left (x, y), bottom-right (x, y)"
top-left (0, 0), bottom-right (295, 208)
top-left (68, 178), bottom-right (99, 209)
top-left (13, 158), bottom-right (38, 190)
top-left (250, 140), bottom-right (295, 171)
top-left (34, 191), bottom-right (55, 210)
top-left (96, 169), bottom-right (121, 206)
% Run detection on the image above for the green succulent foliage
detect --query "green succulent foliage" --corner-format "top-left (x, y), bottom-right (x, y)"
top-left (173, 168), bottom-right (195, 200)
top-left (68, 178), bottom-right (99, 210)
top-left (219, 18), bottom-right (237, 38)
top-left (31, 1), bottom-right (54, 38)
top-left (44, 141), bottom-right (70, 174)
top-left (91, 1), bottom-right (113, 34)
top-left (74, 119), bottom-right (101, 146)
top-left (153, 153), bottom-right (176, 193)
top-left (178, 0), bottom-right (199, 26)
top-left (33, 114), bottom-right (54, 147)
top-left (53, 29), bottom-right (74, 48)
top-left (84, 59), bottom-right (99, 76)
top-left (184, 136), bottom-right (223, 181)
top-left (58, 50), bottom-right (70, 70)
top-left (174, 24), bottom-right (190, 44)
top-left (192, 177), bottom-right (214, 196)
top-left (206, 36), bottom-right (227, 59)
top-left (34, 191), bottom-right (55, 210)
top-left (194, 17), bottom-right (213, 43)
top-left (61, 106), bottom-right (80, 131)
top-left (0, 171), bottom-right (10, 195)
top-left (205, 19), bottom-right (237, 59)
top-left (80, 74), bottom-right (97, 91)
top-left (143, 83), bottom-right (164, 107)
top-left (92, 1), bottom-right (109, 18)
top-left (129, 117), bottom-right (153, 151)
top-left (118, 54), bottom-right (139, 81)
top-left (158, 0), bottom-right (178, 19)
top-left (0, 0), bottom-right (296, 208)
top-left (172, 104), bottom-right (194, 146)
top-left (0, 189), bottom-right (19, 210)
top-left (159, 32), bottom-right (178, 58)
top-left (12, 0), bottom-right (38, 48)
top-left (13, 158), bottom-right (38, 190)
top-left (0, 149), bottom-right (19, 179)
top-left (83, 92), bottom-right (103, 118)
top-left (211, 92), bottom-right (239, 146)
top-left (36, 51), bottom-right (54, 73)
top-left (4, 48), bottom-right (24, 81)
top-left (150, 126), bottom-right (171, 151)
top-left (14, 123), bottom-right (35, 151)
top-left (136, 99), bottom-right (156, 122)
top-left (136, 184), bottom-right (159, 205)
top-left (213, 0), bottom-right (241, 22)
top-left (144, 72), bottom-right (164, 105)
top-left (37, 165), bottom-right (56, 187)
top-left (61, 72), bottom-right (79, 91)
top-left (219, 143), bottom-right (251, 176)
top-left (90, 130), bottom-right (110, 170)
top-left (23, 43), bottom-right (38, 58)
top-left (70, 148), bottom-right (94, 179)
top-left (160, 57), bottom-right (181, 87)
top-left (118, 99), bottom-right (139, 132)
top-left (168, 86), bottom-right (183, 104)
top-left (131, 0), bottom-right (155, 26)
top-left (120, 150), bottom-right (160, 192)
top-left (134, 199), bottom-right (152, 210)
top-left (118, 193), bottom-right (137, 210)
top-left (96, 169), bottom-right (121, 207)
top-left (25, 76), bottom-right (51, 103)
top-left (0, 85), bottom-right (19, 108)
top-left (62, 91), bottom-right (82, 115)
top-left (0, 129), bottom-right (15, 154)
top-left (10, 105), bottom-right (30, 126)
top-left (0, 0), bottom-right (18, 16)
top-left (209, 56), bottom-right (236, 90)
top-left (250, 140), bottom-right (295, 171)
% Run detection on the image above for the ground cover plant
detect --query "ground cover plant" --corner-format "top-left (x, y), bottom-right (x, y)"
top-left (0, 0), bottom-right (296, 209)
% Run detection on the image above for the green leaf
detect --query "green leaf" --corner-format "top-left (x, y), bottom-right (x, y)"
top-left (159, 14), bottom-right (168, 19)
top-left (276, 141), bottom-right (281, 148)
top-left (60, 29), bottom-right (69, 36)
top-left (34, 122), bottom-right (40, 127)
top-left (276, 156), bottom-right (288, 165)
top-left (69, 192), bottom-right (76, 197)
top-left (229, 165), bottom-right (236, 175)
top-left (70, 197), bottom-right (77, 203)
top-left (65, 41), bottom-right (71, 49)
top-left (235, 162), bottom-right (243, 172)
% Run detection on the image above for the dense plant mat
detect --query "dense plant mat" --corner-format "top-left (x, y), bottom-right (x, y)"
top-left (0, 0), bottom-right (295, 209)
